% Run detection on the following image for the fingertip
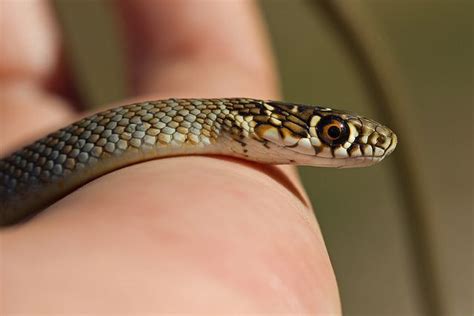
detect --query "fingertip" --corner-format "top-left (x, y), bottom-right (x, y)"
top-left (0, 0), bottom-right (60, 83)
top-left (117, 0), bottom-right (279, 98)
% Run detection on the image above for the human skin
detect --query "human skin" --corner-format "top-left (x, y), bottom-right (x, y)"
top-left (0, 0), bottom-right (341, 314)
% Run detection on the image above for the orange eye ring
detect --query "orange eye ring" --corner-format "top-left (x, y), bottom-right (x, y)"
top-left (316, 115), bottom-right (349, 145)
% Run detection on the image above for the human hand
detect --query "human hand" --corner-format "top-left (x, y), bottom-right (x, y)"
top-left (0, 0), bottom-right (340, 314)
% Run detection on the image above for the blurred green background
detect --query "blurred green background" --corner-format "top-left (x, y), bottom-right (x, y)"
top-left (55, 0), bottom-right (472, 315)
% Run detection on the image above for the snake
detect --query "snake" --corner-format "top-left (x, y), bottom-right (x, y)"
top-left (0, 98), bottom-right (397, 226)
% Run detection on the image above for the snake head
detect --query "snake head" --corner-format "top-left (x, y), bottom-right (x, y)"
top-left (252, 101), bottom-right (397, 168)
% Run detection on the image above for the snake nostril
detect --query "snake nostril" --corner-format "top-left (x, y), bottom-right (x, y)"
top-left (376, 135), bottom-right (386, 146)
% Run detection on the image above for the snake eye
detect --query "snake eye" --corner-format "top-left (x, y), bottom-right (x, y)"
top-left (316, 115), bottom-right (349, 145)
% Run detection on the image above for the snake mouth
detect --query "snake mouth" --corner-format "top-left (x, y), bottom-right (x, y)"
top-left (287, 150), bottom-right (386, 168)
top-left (341, 156), bottom-right (384, 168)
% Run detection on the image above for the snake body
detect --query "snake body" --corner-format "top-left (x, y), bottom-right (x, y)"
top-left (0, 98), bottom-right (397, 226)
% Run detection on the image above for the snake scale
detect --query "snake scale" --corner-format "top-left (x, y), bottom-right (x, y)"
top-left (0, 98), bottom-right (397, 226)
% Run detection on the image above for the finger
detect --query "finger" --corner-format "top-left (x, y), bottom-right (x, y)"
top-left (0, 0), bottom-right (58, 83)
top-left (3, 157), bottom-right (340, 314)
top-left (0, 0), bottom-right (74, 153)
top-left (119, 0), bottom-right (278, 98)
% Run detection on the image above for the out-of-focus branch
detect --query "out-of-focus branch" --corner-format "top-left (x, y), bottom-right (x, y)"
top-left (308, 1), bottom-right (442, 315)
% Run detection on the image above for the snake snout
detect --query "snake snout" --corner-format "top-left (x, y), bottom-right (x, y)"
top-left (340, 116), bottom-right (398, 165)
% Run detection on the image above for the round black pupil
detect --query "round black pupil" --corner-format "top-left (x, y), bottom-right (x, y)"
top-left (328, 126), bottom-right (341, 138)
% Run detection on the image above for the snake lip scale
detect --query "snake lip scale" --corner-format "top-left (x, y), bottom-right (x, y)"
top-left (0, 98), bottom-right (397, 226)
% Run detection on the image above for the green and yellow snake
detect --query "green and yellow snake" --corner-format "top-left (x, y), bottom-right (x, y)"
top-left (0, 98), bottom-right (397, 226)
